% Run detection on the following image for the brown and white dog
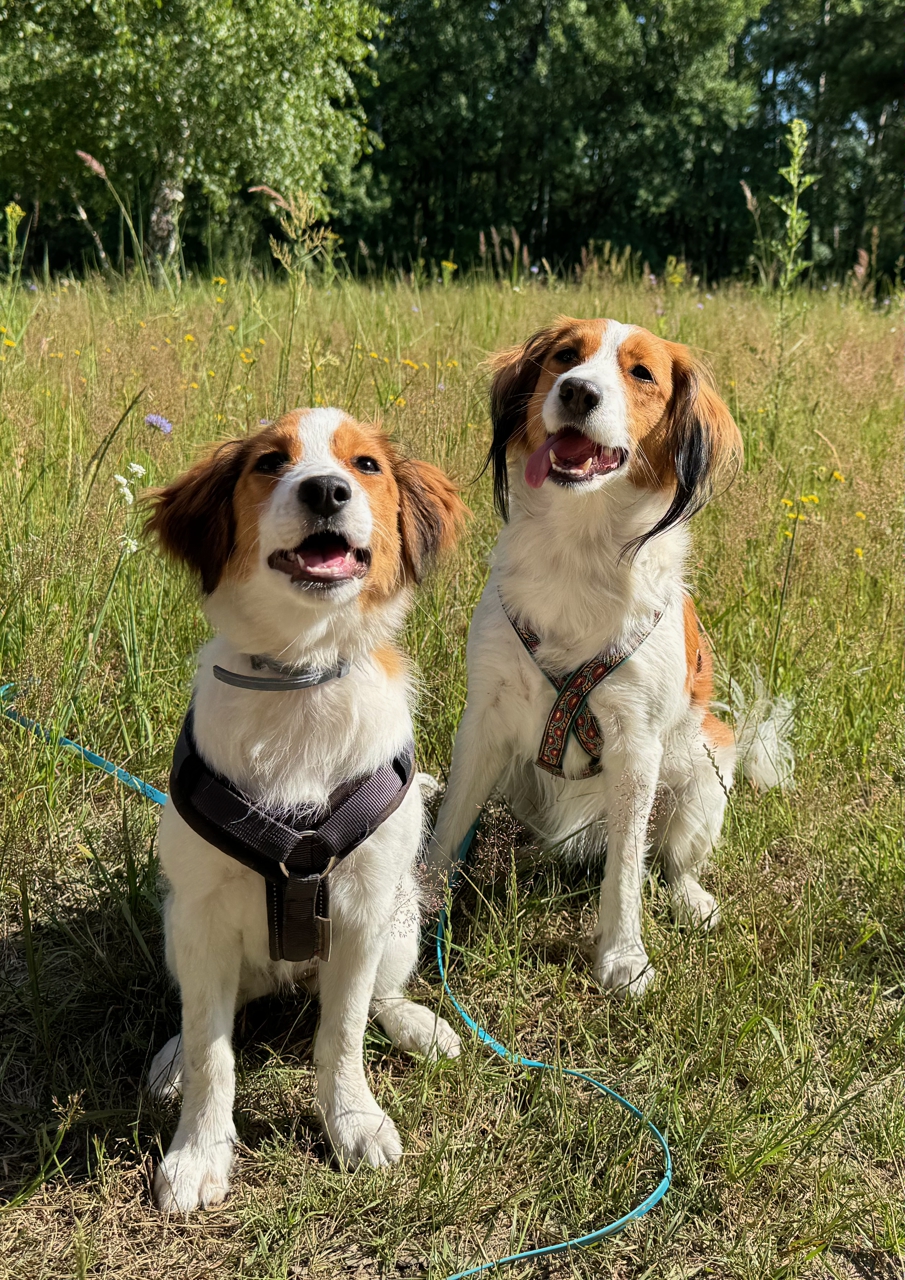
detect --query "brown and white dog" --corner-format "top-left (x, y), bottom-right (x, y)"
top-left (429, 317), bottom-right (793, 996)
top-left (145, 408), bottom-right (466, 1212)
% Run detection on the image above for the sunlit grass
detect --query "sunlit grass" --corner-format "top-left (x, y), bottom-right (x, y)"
top-left (0, 273), bottom-right (901, 1279)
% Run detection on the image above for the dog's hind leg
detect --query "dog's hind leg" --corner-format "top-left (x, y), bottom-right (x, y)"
top-left (153, 899), bottom-right (242, 1213)
top-left (656, 715), bottom-right (735, 929)
top-left (371, 872), bottom-right (460, 1061)
top-left (148, 1034), bottom-right (184, 1100)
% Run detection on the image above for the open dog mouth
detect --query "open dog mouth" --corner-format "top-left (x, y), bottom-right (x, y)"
top-left (268, 532), bottom-right (370, 587)
top-left (525, 429), bottom-right (627, 489)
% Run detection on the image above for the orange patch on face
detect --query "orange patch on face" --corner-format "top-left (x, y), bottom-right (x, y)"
top-left (488, 317), bottom-right (608, 460)
top-left (330, 418), bottom-right (404, 603)
top-left (227, 417), bottom-right (305, 583)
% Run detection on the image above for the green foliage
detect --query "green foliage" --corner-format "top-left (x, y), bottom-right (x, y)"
top-left (0, 0), bottom-right (377, 267)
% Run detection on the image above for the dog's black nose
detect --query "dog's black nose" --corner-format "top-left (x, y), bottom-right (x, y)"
top-left (298, 475), bottom-right (352, 517)
top-left (558, 378), bottom-right (601, 416)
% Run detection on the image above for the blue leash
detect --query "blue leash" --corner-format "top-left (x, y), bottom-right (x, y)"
top-left (0, 684), bottom-right (167, 805)
top-left (1, 683), bottom-right (671, 1276)
top-left (435, 823), bottom-right (671, 1278)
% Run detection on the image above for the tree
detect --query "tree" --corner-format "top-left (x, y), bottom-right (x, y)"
top-left (0, 0), bottom-right (378, 271)
top-left (336, 0), bottom-right (761, 273)
top-left (738, 0), bottom-right (904, 279)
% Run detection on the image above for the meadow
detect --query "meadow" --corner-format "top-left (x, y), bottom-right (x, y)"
top-left (0, 266), bottom-right (901, 1280)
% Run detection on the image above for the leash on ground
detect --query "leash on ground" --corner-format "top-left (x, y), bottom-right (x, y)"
top-left (1, 683), bottom-right (672, 1277)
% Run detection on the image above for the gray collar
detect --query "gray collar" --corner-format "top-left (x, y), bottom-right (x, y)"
top-left (213, 653), bottom-right (351, 691)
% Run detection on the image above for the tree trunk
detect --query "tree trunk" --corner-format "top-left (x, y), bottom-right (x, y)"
top-left (147, 158), bottom-right (184, 282)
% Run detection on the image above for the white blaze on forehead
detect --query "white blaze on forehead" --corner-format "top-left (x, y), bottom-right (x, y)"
top-left (263, 406), bottom-right (374, 551)
top-left (290, 406), bottom-right (349, 470)
top-left (542, 319), bottom-right (633, 447)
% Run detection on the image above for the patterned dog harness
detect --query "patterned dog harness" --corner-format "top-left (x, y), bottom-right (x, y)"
top-left (500, 592), bottom-right (662, 778)
top-left (169, 707), bottom-right (415, 963)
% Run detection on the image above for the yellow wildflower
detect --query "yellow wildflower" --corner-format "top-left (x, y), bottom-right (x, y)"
top-left (139, 321), bottom-right (146, 328)
top-left (216, 297), bottom-right (224, 304)
top-left (832, 470), bottom-right (845, 482)
top-left (258, 338), bottom-right (265, 346)
top-left (783, 530), bottom-right (792, 538)
top-left (208, 370), bottom-right (215, 378)
top-left (855, 511), bottom-right (865, 519)
top-left (440, 260), bottom-right (458, 271)
top-left (446, 359), bottom-right (459, 367)
top-left (854, 547), bottom-right (863, 558)
top-left (190, 381), bottom-right (199, 389)
top-left (228, 325), bottom-right (237, 332)
top-left (401, 359), bottom-right (419, 369)
top-left (213, 276), bottom-right (227, 286)
top-left (781, 498), bottom-right (793, 508)
top-left (369, 351), bottom-right (379, 359)
top-left (394, 396), bottom-right (407, 407)
top-left (184, 334), bottom-right (195, 342)
top-left (3, 338), bottom-right (15, 347)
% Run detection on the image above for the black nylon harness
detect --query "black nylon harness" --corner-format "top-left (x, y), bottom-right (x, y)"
top-left (169, 707), bottom-right (415, 963)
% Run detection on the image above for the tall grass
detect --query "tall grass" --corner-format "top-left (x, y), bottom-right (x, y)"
top-left (0, 271), bottom-right (901, 1279)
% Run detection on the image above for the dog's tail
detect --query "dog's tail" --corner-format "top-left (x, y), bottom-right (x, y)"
top-left (730, 671), bottom-right (795, 792)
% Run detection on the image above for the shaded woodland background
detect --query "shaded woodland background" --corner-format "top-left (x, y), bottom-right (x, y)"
top-left (2, 0), bottom-right (901, 281)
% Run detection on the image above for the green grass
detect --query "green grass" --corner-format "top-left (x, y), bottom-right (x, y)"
top-left (0, 272), bottom-right (901, 1279)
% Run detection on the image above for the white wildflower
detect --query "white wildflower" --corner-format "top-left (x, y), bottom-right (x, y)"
top-left (127, 462), bottom-right (146, 477)
top-left (113, 474), bottom-right (134, 505)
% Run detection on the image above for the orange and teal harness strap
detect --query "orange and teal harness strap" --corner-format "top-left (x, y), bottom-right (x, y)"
top-left (0, 682), bottom-right (672, 1277)
top-left (498, 591), bottom-right (663, 779)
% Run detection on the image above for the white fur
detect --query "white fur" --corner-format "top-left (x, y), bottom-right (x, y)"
top-left (430, 330), bottom-right (792, 998)
top-left (149, 410), bottom-right (459, 1214)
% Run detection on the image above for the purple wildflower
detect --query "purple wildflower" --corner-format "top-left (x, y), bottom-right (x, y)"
top-left (146, 413), bottom-right (173, 435)
top-left (437, 382), bottom-right (445, 392)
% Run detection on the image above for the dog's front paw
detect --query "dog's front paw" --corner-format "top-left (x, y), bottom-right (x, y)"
top-left (671, 877), bottom-right (721, 930)
top-left (593, 943), bottom-right (654, 998)
top-left (375, 999), bottom-right (461, 1061)
top-left (317, 1095), bottom-right (403, 1170)
top-left (153, 1133), bottom-right (235, 1212)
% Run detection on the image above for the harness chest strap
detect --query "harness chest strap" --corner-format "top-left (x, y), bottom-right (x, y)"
top-left (168, 708), bottom-right (415, 964)
top-left (500, 591), bottom-right (662, 778)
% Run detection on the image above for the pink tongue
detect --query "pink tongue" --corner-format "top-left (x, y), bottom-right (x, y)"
top-left (524, 431), bottom-right (598, 489)
top-left (300, 539), bottom-right (350, 569)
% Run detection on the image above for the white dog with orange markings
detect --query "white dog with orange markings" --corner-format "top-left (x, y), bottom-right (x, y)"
top-left (144, 408), bottom-right (466, 1212)
top-left (429, 317), bottom-right (793, 997)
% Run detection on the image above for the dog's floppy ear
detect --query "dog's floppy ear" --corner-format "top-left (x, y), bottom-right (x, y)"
top-left (144, 438), bottom-right (251, 593)
top-left (394, 457), bottom-right (469, 584)
top-left (630, 345), bottom-right (741, 554)
top-left (486, 325), bottom-right (560, 519)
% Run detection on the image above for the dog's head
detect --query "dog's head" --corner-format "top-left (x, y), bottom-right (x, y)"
top-left (145, 408), bottom-right (467, 614)
top-left (487, 316), bottom-right (741, 549)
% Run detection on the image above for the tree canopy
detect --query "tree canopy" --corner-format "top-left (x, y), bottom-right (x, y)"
top-left (0, 0), bottom-right (900, 279)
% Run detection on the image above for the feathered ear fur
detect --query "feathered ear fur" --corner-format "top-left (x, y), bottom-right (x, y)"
top-left (486, 326), bottom-right (559, 519)
top-left (394, 457), bottom-right (469, 583)
top-left (629, 346), bottom-right (742, 555)
top-left (144, 438), bottom-right (252, 593)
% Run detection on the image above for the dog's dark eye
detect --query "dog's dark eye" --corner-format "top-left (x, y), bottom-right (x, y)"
top-left (352, 456), bottom-right (381, 474)
top-left (254, 451), bottom-right (290, 474)
top-left (555, 347), bottom-right (579, 365)
top-left (631, 365), bottom-right (655, 383)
